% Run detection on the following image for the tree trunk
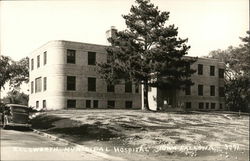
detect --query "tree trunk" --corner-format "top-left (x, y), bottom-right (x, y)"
top-left (143, 81), bottom-right (150, 111)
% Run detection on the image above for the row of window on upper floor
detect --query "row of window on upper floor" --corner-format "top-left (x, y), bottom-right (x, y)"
top-left (31, 76), bottom-right (139, 94)
top-left (197, 64), bottom-right (224, 78)
top-left (185, 84), bottom-right (225, 97)
top-left (30, 49), bottom-right (96, 70)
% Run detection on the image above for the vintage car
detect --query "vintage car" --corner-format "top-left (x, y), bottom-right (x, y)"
top-left (1, 104), bottom-right (31, 129)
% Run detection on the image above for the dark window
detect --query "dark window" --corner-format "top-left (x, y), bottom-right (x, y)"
top-left (43, 100), bottom-right (46, 109)
top-left (88, 52), bottom-right (96, 65)
top-left (210, 85), bottom-right (215, 96)
top-left (198, 85), bottom-right (203, 96)
top-left (31, 81), bottom-right (34, 94)
top-left (35, 77), bottom-right (42, 93)
top-left (67, 100), bottom-right (76, 108)
top-left (125, 101), bottom-right (133, 109)
top-left (43, 77), bottom-right (47, 91)
top-left (210, 66), bottom-right (215, 76)
top-left (93, 100), bottom-right (98, 108)
top-left (219, 87), bottom-right (225, 97)
top-left (198, 64), bottom-right (203, 75)
top-left (36, 101), bottom-right (39, 108)
top-left (219, 69), bottom-right (224, 78)
top-left (88, 77), bottom-right (96, 91)
top-left (44, 51), bottom-right (47, 65)
top-left (135, 84), bottom-right (139, 93)
top-left (125, 82), bottom-right (132, 93)
top-left (206, 102), bottom-right (209, 109)
top-left (211, 103), bottom-right (216, 109)
top-left (37, 55), bottom-right (40, 68)
top-left (220, 104), bottom-right (223, 109)
top-left (107, 84), bottom-right (115, 92)
top-left (185, 102), bottom-right (192, 109)
top-left (31, 59), bottom-right (34, 70)
top-left (199, 102), bottom-right (204, 109)
top-left (86, 100), bottom-right (91, 108)
top-left (107, 100), bottom-right (115, 109)
top-left (67, 49), bottom-right (76, 64)
top-left (185, 85), bottom-right (191, 95)
top-left (67, 76), bottom-right (76, 91)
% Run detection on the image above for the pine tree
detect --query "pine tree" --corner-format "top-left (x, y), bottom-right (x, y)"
top-left (98, 0), bottom-right (197, 110)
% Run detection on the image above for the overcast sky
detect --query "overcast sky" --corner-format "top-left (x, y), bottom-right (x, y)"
top-left (0, 0), bottom-right (249, 61)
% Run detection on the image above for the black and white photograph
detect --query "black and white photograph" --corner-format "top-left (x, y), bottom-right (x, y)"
top-left (0, 0), bottom-right (249, 160)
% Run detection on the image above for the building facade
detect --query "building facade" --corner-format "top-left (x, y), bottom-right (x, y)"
top-left (146, 57), bottom-right (226, 111)
top-left (29, 40), bottom-right (141, 110)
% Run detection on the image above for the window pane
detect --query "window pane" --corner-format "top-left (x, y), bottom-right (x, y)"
top-left (86, 100), bottom-right (91, 108)
top-left (125, 82), bottom-right (132, 93)
top-left (67, 49), bottom-right (76, 64)
top-left (107, 84), bottom-right (114, 92)
top-left (198, 64), bottom-right (203, 75)
top-left (37, 55), bottom-right (40, 68)
top-left (210, 66), bottom-right (215, 76)
top-left (88, 52), bottom-right (96, 65)
top-left (107, 100), bottom-right (115, 108)
top-left (219, 87), bottom-right (225, 97)
top-left (67, 100), bottom-right (76, 108)
top-left (31, 81), bottom-right (34, 93)
top-left (67, 76), bottom-right (76, 90)
top-left (44, 51), bottom-right (47, 65)
top-left (210, 85), bottom-right (215, 96)
top-left (219, 69), bottom-right (224, 78)
top-left (199, 102), bottom-right (204, 109)
top-left (93, 100), bottom-right (98, 108)
top-left (135, 84), bottom-right (139, 93)
top-left (43, 100), bottom-right (46, 109)
top-left (44, 77), bottom-right (47, 91)
top-left (185, 85), bottom-right (191, 95)
top-left (88, 77), bottom-right (96, 91)
top-left (125, 101), bottom-right (132, 109)
top-left (198, 85), bottom-right (203, 96)
top-left (211, 103), bottom-right (216, 109)
top-left (185, 102), bottom-right (191, 109)
top-left (35, 77), bottom-right (42, 93)
top-left (31, 59), bottom-right (34, 70)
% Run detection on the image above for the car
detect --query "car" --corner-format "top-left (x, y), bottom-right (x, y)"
top-left (1, 104), bottom-right (31, 129)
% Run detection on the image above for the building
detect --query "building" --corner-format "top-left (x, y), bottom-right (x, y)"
top-left (29, 40), bottom-right (141, 110)
top-left (146, 57), bottom-right (226, 111)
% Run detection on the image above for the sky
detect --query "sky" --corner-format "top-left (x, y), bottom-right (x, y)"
top-left (0, 0), bottom-right (249, 61)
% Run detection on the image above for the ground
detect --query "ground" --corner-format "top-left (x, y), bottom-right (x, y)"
top-left (31, 110), bottom-right (249, 161)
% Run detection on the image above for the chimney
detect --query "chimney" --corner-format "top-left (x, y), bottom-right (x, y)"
top-left (105, 26), bottom-right (117, 45)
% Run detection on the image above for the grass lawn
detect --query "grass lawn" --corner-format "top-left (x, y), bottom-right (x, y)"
top-left (31, 110), bottom-right (249, 161)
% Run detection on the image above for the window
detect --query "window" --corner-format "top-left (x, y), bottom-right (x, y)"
top-left (31, 81), bottom-right (34, 94)
top-left (219, 69), bottom-right (224, 78)
top-left (220, 104), bottom-right (223, 109)
top-left (37, 55), bottom-right (40, 68)
top-left (185, 85), bottom-right (191, 95)
top-left (210, 66), bottom-right (215, 76)
top-left (199, 102), bottom-right (204, 109)
top-left (107, 100), bottom-right (115, 108)
top-left (86, 100), bottom-right (91, 108)
top-left (88, 77), bottom-right (96, 91)
top-left (211, 103), bottom-right (216, 109)
top-left (35, 77), bottom-right (42, 93)
top-left (185, 102), bottom-right (192, 109)
top-left (67, 100), bottom-right (76, 108)
top-left (36, 101), bottom-right (39, 108)
top-left (185, 64), bottom-right (191, 73)
top-left (198, 85), bottom-right (203, 96)
top-left (43, 77), bottom-right (47, 91)
top-left (88, 52), bottom-right (96, 65)
top-left (31, 59), bottom-right (34, 70)
top-left (206, 102), bottom-right (209, 109)
top-left (198, 64), bottom-right (203, 75)
top-left (210, 85), bottom-right (215, 96)
top-left (93, 100), bottom-right (98, 108)
top-left (135, 84), bottom-right (139, 93)
top-left (125, 82), bottom-right (132, 93)
top-left (67, 76), bottom-right (76, 91)
top-left (107, 84), bottom-right (115, 92)
top-left (125, 101), bottom-right (133, 109)
top-left (43, 51), bottom-right (47, 65)
top-left (43, 100), bottom-right (46, 109)
top-left (219, 87), bottom-right (225, 97)
top-left (67, 49), bottom-right (76, 64)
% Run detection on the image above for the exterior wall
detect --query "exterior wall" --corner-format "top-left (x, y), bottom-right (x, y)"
top-left (29, 40), bottom-right (141, 110)
top-left (151, 57), bottom-right (226, 111)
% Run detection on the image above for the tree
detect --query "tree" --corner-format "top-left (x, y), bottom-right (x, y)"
top-left (207, 31), bottom-right (250, 112)
top-left (0, 55), bottom-right (29, 93)
top-left (98, 0), bottom-right (196, 110)
top-left (2, 90), bottom-right (29, 105)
